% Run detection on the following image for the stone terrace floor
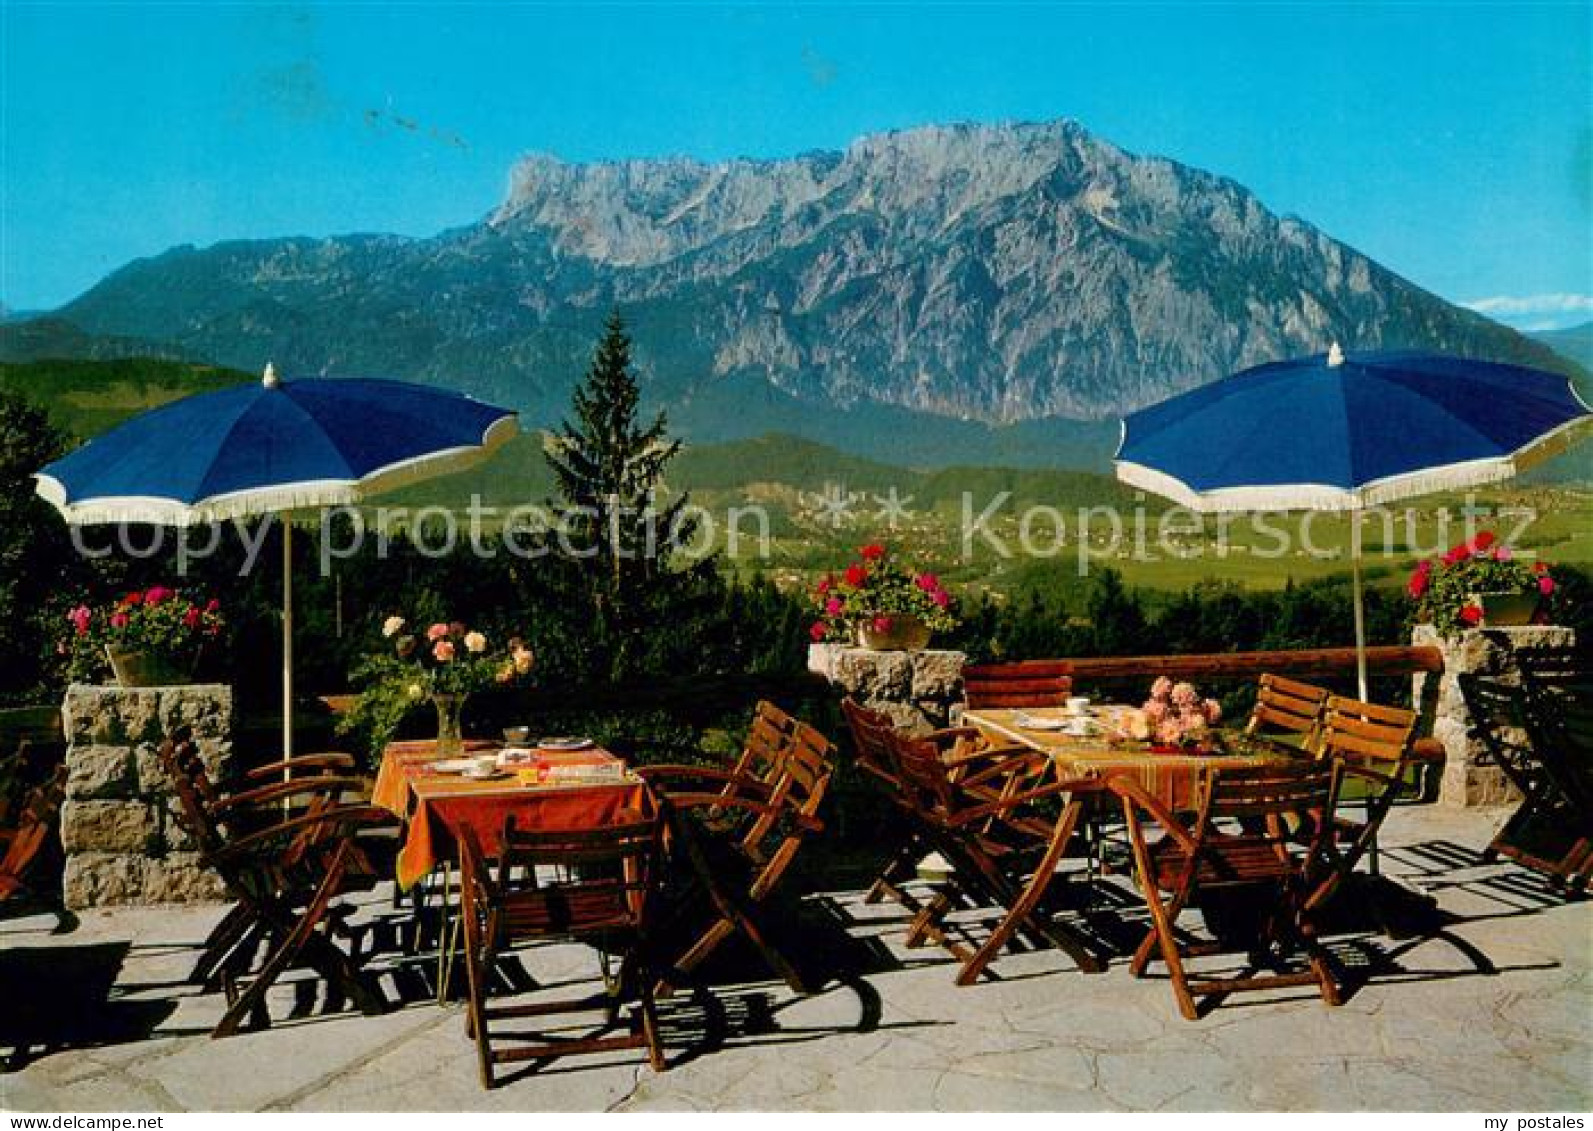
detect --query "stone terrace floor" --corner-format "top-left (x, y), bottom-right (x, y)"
top-left (2, 803), bottom-right (1589, 1113)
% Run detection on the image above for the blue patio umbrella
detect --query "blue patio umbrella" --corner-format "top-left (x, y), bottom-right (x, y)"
top-left (35, 365), bottom-right (519, 757)
top-left (1115, 345), bottom-right (1593, 696)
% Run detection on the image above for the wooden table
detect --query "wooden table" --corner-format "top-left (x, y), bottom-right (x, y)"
top-left (964, 706), bottom-right (1283, 813)
top-left (372, 739), bottom-right (650, 889)
top-left (957, 706), bottom-right (1288, 975)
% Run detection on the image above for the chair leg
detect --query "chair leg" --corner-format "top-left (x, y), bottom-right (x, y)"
top-left (956, 801), bottom-right (1101, 985)
top-left (656, 917), bottom-right (734, 997)
top-left (191, 902), bottom-right (256, 986)
top-left (866, 839), bottom-right (925, 907)
top-left (462, 910), bottom-right (496, 1089)
top-left (213, 857), bottom-right (384, 1037)
top-left (636, 959), bottom-right (665, 1072)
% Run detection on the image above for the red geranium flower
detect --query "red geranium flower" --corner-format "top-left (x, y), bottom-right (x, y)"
top-left (815, 576), bottom-right (833, 595)
top-left (843, 564), bottom-right (867, 587)
top-left (1533, 561), bottom-right (1549, 574)
top-left (1472, 531), bottom-right (1497, 553)
top-left (1539, 575), bottom-right (1556, 596)
top-left (145, 586), bottom-right (175, 605)
top-left (120, 591), bottom-right (144, 607)
top-left (860, 543), bottom-right (886, 561)
top-left (183, 607), bottom-right (202, 629)
top-left (809, 621), bottom-right (828, 642)
top-left (1459, 605), bottom-right (1483, 626)
top-left (872, 615), bottom-right (894, 633)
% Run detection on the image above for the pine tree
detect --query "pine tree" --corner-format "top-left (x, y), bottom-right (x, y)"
top-left (544, 313), bottom-right (708, 675)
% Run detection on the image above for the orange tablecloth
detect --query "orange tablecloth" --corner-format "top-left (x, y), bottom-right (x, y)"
top-left (373, 739), bottom-right (650, 888)
top-left (964, 707), bottom-right (1285, 812)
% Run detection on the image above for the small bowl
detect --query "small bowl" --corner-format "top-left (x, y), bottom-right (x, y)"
top-left (502, 726), bottom-right (532, 745)
top-left (1066, 696), bottom-right (1092, 715)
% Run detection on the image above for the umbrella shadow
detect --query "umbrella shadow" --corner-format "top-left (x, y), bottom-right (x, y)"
top-left (0, 941), bottom-right (176, 1071)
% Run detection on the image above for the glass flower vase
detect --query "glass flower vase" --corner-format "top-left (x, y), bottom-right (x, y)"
top-left (433, 693), bottom-right (466, 756)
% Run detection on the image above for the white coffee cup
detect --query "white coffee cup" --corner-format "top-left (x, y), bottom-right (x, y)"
top-left (1066, 696), bottom-right (1091, 715)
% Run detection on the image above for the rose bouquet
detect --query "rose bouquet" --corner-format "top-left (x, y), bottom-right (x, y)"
top-left (1140, 677), bottom-right (1223, 748)
top-left (1407, 531), bottom-right (1554, 637)
top-left (343, 616), bottom-right (535, 757)
top-left (61, 587), bottom-right (225, 684)
top-left (809, 542), bottom-right (958, 646)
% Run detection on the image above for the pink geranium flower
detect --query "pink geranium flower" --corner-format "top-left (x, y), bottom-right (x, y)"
top-left (433, 640), bottom-right (456, 662)
top-left (1539, 575), bottom-right (1556, 595)
top-left (426, 623), bottom-right (450, 642)
top-left (825, 597), bottom-right (844, 616)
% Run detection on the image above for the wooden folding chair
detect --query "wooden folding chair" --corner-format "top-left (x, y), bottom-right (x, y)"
top-left (1302, 697), bottom-right (1417, 910)
top-left (840, 697), bottom-right (1027, 916)
top-left (1245, 674), bottom-right (1331, 754)
top-left (159, 733), bottom-right (393, 1036)
top-left (1113, 761), bottom-right (1344, 1020)
top-left (0, 762), bottom-right (72, 932)
top-left (640, 715), bottom-right (837, 995)
top-left (689, 699), bottom-right (800, 845)
top-left (1506, 661), bottom-right (1593, 891)
top-left (458, 811), bottom-right (666, 1087)
top-left (1457, 675), bottom-right (1581, 881)
top-left (879, 725), bottom-right (1105, 983)
top-left (161, 734), bottom-right (387, 987)
top-left (963, 661), bottom-right (1074, 710)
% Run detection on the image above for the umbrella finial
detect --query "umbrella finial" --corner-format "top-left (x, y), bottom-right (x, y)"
top-left (1327, 342), bottom-right (1345, 368)
top-left (262, 362), bottom-right (280, 389)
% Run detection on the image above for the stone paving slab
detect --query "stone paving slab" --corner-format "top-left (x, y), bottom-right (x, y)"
top-left (2, 804), bottom-right (1589, 1112)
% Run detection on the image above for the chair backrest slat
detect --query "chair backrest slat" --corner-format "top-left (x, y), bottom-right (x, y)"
top-left (1199, 763), bottom-right (1340, 823)
top-left (1246, 674), bottom-right (1331, 751)
top-left (1319, 696), bottom-right (1416, 768)
top-left (964, 661), bottom-right (1074, 710)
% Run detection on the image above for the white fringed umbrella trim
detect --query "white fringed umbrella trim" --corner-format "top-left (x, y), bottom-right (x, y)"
top-left (34, 414), bottom-right (519, 526)
top-left (1114, 409), bottom-right (1593, 514)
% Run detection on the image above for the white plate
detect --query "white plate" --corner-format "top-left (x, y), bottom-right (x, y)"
top-left (538, 737), bottom-right (596, 751)
top-left (462, 768), bottom-right (509, 781)
top-left (429, 758), bottom-right (482, 774)
top-left (1014, 712), bottom-right (1074, 732)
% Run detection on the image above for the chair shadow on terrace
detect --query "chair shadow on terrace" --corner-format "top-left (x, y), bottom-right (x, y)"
top-left (1103, 839), bottom-right (1570, 1016)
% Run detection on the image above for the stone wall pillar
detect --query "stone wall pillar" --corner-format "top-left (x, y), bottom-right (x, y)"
top-left (1411, 624), bottom-right (1575, 808)
top-left (808, 643), bottom-right (967, 732)
top-left (60, 683), bottom-right (233, 908)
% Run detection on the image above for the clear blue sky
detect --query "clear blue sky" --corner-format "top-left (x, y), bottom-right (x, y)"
top-left (3, 2), bottom-right (1589, 329)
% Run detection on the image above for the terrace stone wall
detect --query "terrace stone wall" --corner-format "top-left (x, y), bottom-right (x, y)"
top-left (807, 643), bottom-right (967, 732)
top-left (59, 683), bottom-right (233, 909)
top-left (1411, 624), bottom-right (1576, 808)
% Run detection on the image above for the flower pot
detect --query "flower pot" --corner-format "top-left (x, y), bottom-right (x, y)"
top-left (106, 647), bottom-right (190, 688)
top-left (856, 615), bottom-right (932, 652)
top-left (433, 693), bottom-right (467, 756)
top-left (1474, 590), bottom-right (1539, 627)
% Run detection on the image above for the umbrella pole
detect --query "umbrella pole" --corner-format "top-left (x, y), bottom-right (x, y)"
top-left (283, 517), bottom-right (294, 771)
top-left (1350, 507), bottom-right (1369, 701)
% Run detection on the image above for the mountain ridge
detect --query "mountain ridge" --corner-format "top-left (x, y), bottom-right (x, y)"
top-left (24, 118), bottom-right (1572, 428)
